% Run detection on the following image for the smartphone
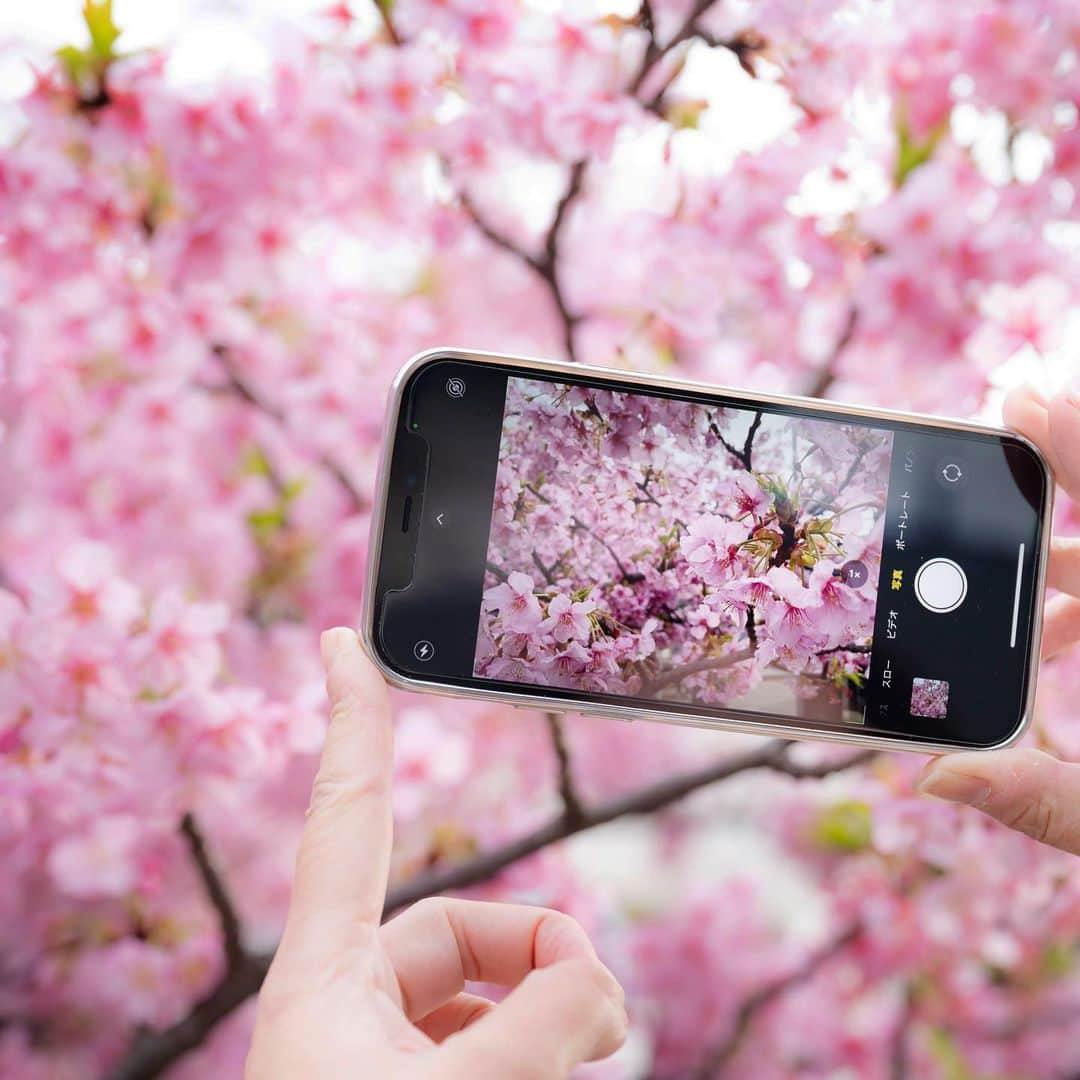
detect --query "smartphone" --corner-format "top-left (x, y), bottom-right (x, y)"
top-left (362, 349), bottom-right (1053, 753)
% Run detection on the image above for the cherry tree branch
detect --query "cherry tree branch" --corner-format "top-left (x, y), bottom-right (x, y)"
top-left (711, 410), bottom-right (761, 473)
top-left (546, 713), bottom-right (587, 827)
top-left (107, 740), bottom-right (876, 1080)
top-left (683, 922), bottom-right (864, 1080)
top-left (382, 740), bottom-right (876, 914)
top-left (181, 814), bottom-right (245, 972)
top-left (890, 984), bottom-right (914, 1080)
top-left (107, 819), bottom-right (267, 1080)
top-left (629, 0), bottom-right (722, 95)
top-left (458, 1), bottom-right (738, 365)
top-left (642, 646), bottom-right (756, 695)
top-left (372, 0), bottom-right (400, 45)
top-left (213, 346), bottom-right (368, 512)
top-left (741, 410), bottom-right (763, 471)
top-left (806, 305), bottom-right (858, 400)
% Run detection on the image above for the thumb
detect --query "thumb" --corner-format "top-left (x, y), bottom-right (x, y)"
top-left (918, 748), bottom-right (1080, 854)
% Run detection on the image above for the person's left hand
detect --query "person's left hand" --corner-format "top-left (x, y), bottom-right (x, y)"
top-left (246, 627), bottom-right (628, 1079)
top-left (918, 384), bottom-right (1080, 853)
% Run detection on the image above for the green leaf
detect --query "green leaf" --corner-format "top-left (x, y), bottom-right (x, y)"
top-left (1042, 940), bottom-right (1075, 979)
top-left (812, 800), bottom-right (873, 852)
top-left (84, 0), bottom-right (122, 59)
top-left (926, 1028), bottom-right (975, 1080)
top-left (247, 506), bottom-right (287, 542)
top-left (894, 105), bottom-right (947, 188)
top-left (56, 44), bottom-right (90, 85)
top-left (240, 444), bottom-right (272, 478)
top-left (281, 477), bottom-right (307, 504)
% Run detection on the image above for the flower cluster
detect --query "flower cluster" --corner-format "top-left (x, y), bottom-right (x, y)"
top-left (477, 380), bottom-right (889, 720)
top-left (2, 0), bottom-right (1079, 1077)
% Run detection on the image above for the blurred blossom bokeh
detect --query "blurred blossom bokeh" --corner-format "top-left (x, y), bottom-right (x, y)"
top-left (1, 1), bottom-right (1079, 1077)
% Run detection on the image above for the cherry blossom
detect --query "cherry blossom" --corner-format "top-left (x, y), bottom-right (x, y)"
top-left (2, 1), bottom-right (1079, 1077)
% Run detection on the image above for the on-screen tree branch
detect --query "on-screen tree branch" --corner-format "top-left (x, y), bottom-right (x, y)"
top-left (107, 742), bottom-right (877, 1080)
top-left (642, 646), bottom-right (757, 695)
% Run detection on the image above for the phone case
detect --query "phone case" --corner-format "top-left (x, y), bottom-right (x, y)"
top-left (361, 348), bottom-right (1054, 754)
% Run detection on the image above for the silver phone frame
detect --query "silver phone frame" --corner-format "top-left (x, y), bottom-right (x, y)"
top-left (361, 347), bottom-right (1054, 755)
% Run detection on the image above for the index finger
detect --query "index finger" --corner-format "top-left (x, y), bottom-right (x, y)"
top-left (1048, 389), bottom-right (1080, 501)
top-left (280, 627), bottom-right (394, 959)
top-left (1003, 385), bottom-right (1076, 501)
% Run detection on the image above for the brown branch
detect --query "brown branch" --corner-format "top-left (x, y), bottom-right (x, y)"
top-left (712, 410), bottom-right (761, 473)
top-left (642, 646), bottom-right (756, 695)
top-left (684, 922), bottom-right (864, 1080)
top-left (531, 550), bottom-right (559, 587)
top-left (485, 560), bottom-right (509, 583)
top-left (106, 956), bottom-right (268, 1080)
top-left (108, 741), bottom-right (875, 1079)
top-left (373, 0), bottom-right (401, 45)
top-left (570, 514), bottom-right (636, 583)
top-left (741, 410), bottom-right (763, 471)
top-left (107, 819), bottom-right (267, 1080)
top-left (214, 346), bottom-right (368, 512)
top-left (890, 984), bottom-right (914, 1080)
top-left (546, 713), bottom-right (587, 827)
top-left (459, 190), bottom-right (543, 273)
top-left (629, 0), bottom-right (722, 95)
top-left (817, 643), bottom-right (873, 656)
top-left (459, 0), bottom-right (734, 364)
top-left (383, 740), bottom-right (875, 914)
top-left (806, 305), bottom-right (858, 400)
top-left (458, 163), bottom-right (583, 363)
top-left (181, 814), bottom-right (244, 971)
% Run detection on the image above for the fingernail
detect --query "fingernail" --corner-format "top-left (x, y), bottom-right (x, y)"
top-left (320, 627), bottom-right (355, 663)
top-left (918, 767), bottom-right (992, 807)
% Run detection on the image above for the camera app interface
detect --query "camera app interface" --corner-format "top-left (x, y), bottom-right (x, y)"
top-left (381, 360), bottom-right (1045, 747)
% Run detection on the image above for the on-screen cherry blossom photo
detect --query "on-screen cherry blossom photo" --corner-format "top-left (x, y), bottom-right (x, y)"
top-left (476, 378), bottom-right (893, 724)
top-left (910, 677), bottom-right (950, 720)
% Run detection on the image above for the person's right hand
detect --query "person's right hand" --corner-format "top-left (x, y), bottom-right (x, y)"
top-left (918, 383), bottom-right (1080, 853)
top-left (246, 628), bottom-right (627, 1079)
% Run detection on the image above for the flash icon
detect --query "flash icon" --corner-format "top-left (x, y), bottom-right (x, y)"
top-left (413, 640), bottom-right (435, 662)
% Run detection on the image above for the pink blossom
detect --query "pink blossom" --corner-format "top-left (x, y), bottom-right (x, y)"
top-left (539, 592), bottom-right (596, 643)
top-left (483, 571), bottom-right (544, 633)
top-left (681, 515), bottom-right (749, 585)
top-left (392, 707), bottom-right (471, 820)
top-left (48, 815), bottom-right (142, 898)
top-left (49, 541), bottom-right (141, 631)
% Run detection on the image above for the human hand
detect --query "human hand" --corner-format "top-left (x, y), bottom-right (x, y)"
top-left (918, 384), bottom-right (1080, 853)
top-left (246, 628), bottom-right (627, 1079)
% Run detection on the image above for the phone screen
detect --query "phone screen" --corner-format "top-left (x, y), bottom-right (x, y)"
top-left (372, 356), bottom-right (1049, 749)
